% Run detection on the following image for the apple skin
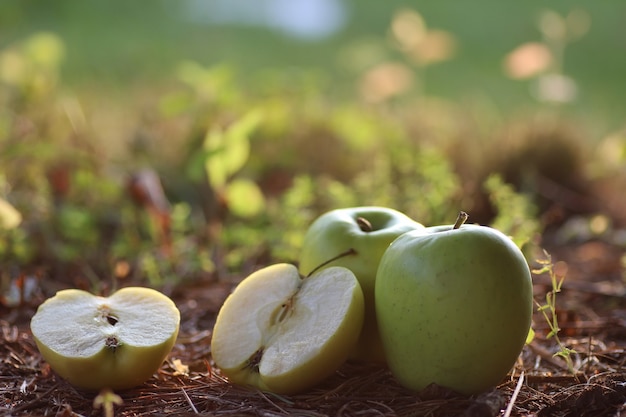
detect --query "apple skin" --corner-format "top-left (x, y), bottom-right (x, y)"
top-left (30, 287), bottom-right (180, 391)
top-left (299, 206), bottom-right (424, 362)
top-left (34, 336), bottom-right (177, 391)
top-left (375, 224), bottom-right (533, 395)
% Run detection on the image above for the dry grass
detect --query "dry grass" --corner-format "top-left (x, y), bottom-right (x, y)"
top-left (2, 323), bottom-right (625, 416)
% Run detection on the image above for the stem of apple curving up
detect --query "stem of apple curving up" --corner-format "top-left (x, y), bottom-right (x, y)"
top-left (356, 216), bottom-right (373, 232)
top-left (306, 248), bottom-right (357, 278)
top-left (453, 211), bottom-right (469, 229)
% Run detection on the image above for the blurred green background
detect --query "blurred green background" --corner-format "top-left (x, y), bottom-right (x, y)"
top-left (2, 0), bottom-right (625, 124)
top-left (1, 1), bottom-right (625, 292)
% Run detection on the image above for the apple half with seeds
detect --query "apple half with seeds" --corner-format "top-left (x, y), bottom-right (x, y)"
top-left (30, 287), bottom-right (180, 391)
top-left (211, 263), bottom-right (364, 395)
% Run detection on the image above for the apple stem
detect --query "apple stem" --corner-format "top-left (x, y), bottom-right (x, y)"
top-left (306, 248), bottom-right (357, 278)
top-left (356, 216), bottom-right (373, 232)
top-left (453, 211), bottom-right (469, 229)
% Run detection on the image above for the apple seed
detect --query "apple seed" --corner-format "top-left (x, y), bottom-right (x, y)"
top-left (274, 297), bottom-right (295, 324)
top-left (97, 304), bottom-right (119, 326)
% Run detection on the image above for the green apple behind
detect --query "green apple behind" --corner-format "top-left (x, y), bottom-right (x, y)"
top-left (375, 223), bottom-right (533, 395)
top-left (299, 206), bottom-right (424, 362)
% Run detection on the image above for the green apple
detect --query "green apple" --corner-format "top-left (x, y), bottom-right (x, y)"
top-left (30, 287), bottom-right (180, 391)
top-left (299, 206), bottom-right (424, 362)
top-left (211, 263), bottom-right (364, 395)
top-left (375, 212), bottom-right (533, 395)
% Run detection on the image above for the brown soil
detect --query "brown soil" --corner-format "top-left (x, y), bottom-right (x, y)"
top-left (2, 238), bottom-right (625, 417)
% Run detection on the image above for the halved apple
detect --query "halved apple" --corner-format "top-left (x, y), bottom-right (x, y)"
top-left (211, 264), bottom-right (364, 395)
top-left (30, 287), bottom-right (180, 391)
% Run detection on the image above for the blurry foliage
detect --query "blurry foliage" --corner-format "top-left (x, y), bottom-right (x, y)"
top-left (0, 196), bottom-right (22, 230)
top-left (0, 31), bottom-right (65, 105)
top-left (484, 174), bottom-right (540, 248)
top-left (0, 11), bottom-right (614, 292)
top-left (389, 8), bottom-right (457, 68)
top-left (503, 8), bottom-right (591, 104)
top-left (0, 33), bottom-right (216, 290)
top-left (356, 8), bottom-right (458, 103)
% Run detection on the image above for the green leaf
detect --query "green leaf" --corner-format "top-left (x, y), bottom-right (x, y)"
top-left (546, 327), bottom-right (560, 339)
top-left (24, 32), bottom-right (65, 68)
top-left (225, 179), bottom-right (265, 218)
top-left (525, 327), bottom-right (535, 344)
top-left (186, 148), bottom-right (213, 182)
top-left (204, 127), bottom-right (246, 188)
top-left (158, 91), bottom-right (193, 117)
top-left (537, 303), bottom-right (551, 312)
top-left (484, 173), bottom-right (539, 247)
top-left (204, 110), bottom-right (262, 189)
top-left (176, 61), bottom-right (236, 100)
top-left (531, 265), bottom-right (551, 275)
top-left (0, 198), bottom-right (22, 230)
top-left (176, 60), bottom-right (207, 88)
top-left (226, 110), bottom-right (263, 143)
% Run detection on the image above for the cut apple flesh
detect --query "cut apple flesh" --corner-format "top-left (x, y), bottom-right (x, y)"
top-left (211, 264), bottom-right (364, 394)
top-left (30, 287), bottom-right (180, 390)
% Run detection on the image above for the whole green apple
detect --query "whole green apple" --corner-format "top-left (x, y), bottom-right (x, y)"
top-left (375, 212), bottom-right (533, 394)
top-left (299, 206), bottom-right (424, 362)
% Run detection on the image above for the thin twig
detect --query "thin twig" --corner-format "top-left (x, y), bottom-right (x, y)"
top-left (256, 389), bottom-right (290, 414)
top-left (503, 372), bottom-right (524, 417)
top-left (181, 387), bottom-right (198, 414)
top-left (9, 383), bottom-right (61, 413)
